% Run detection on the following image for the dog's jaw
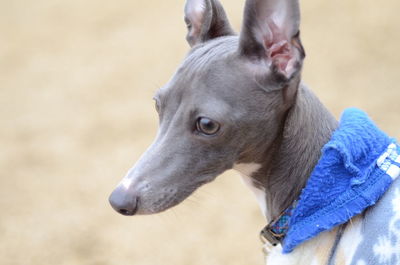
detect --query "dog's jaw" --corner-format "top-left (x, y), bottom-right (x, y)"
top-left (234, 163), bottom-right (267, 218)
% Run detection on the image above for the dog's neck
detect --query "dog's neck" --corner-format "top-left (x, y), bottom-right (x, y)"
top-left (244, 84), bottom-right (338, 221)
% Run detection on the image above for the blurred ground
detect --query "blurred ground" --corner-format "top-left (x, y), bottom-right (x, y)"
top-left (0, 0), bottom-right (399, 265)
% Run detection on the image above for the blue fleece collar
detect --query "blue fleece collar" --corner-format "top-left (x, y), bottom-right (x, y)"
top-left (282, 108), bottom-right (400, 253)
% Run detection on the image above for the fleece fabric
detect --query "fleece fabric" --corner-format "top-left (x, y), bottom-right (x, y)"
top-left (282, 108), bottom-right (400, 253)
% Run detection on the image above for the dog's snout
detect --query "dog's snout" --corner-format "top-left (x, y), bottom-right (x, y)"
top-left (109, 186), bottom-right (138, 216)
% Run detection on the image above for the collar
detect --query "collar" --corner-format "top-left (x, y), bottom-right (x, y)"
top-left (260, 202), bottom-right (296, 247)
top-left (260, 108), bottom-right (400, 253)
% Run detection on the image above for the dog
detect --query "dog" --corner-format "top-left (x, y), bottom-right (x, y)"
top-left (109, 0), bottom-right (400, 264)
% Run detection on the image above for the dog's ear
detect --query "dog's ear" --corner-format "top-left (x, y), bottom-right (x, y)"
top-left (184, 0), bottom-right (234, 47)
top-left (239, 0), bottom-right (305, 80)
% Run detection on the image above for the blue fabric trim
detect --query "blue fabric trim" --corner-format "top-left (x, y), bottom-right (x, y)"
top-left (282, 108), bottom-right (399, 253)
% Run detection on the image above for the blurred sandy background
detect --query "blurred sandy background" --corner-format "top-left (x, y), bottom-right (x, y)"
top-left (1, 0), bottom-right (399, 264)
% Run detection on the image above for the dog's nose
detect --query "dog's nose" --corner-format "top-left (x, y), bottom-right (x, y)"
top-left (109, 186), bottom-right (138, 216)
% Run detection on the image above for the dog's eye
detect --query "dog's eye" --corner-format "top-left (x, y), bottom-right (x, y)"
top-left (154, 99), bottom-right (160, 113)
top-left (196, 117), bottom-right (220, 136)
top-left (184, 17), bottom-right (192, 30)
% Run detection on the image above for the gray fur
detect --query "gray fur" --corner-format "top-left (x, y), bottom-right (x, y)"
top-left (109, 0), bottom-right (338, 222)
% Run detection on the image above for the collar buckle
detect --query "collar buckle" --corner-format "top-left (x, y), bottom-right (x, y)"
top-left (259, 202), bottom-right (297, 252)
top-left (259, 224), bottom-right (284, 247)
top-left (260, 224), bottom-right (284, 256)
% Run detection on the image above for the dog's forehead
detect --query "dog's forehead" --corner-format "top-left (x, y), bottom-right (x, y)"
top-left (157, 37), bottom-right (252, 102)
top-left (182, 36), bottom-right (238, 71)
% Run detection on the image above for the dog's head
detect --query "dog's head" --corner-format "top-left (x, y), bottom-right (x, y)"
top-left (109, 0), bottom-right (305, 215)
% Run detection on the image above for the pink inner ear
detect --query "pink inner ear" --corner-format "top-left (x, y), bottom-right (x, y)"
top-left (264, 20), bottom-right (297, 78)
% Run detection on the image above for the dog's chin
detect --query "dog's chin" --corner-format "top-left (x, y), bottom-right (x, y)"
top-left (135, 204), bottom-right (176, 215)
top-left (132, 176), bottom-right (217, 215)
top-left (135, 189), bottom-right (195, 215)
top-left (135, 199), bottom-right (183, 215)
